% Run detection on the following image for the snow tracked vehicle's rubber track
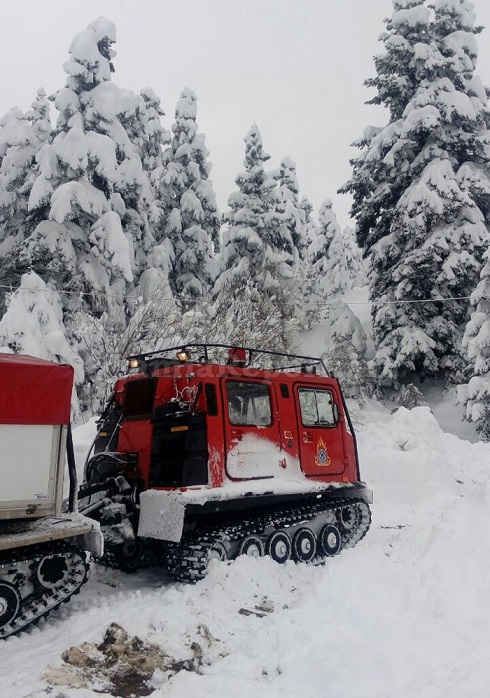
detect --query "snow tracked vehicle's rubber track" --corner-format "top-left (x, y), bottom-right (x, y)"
top-left (0, 542), bottom-right (89, 639)
top-left (163, 497), bottom-right (372, 582)
top-left (93, 493), bottom-right (371, 582)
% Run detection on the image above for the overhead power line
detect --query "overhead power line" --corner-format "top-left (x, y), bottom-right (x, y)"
top-left (0, 282), bottom-right (484, 306)
top-left (0, 282), bottom-right (175, 303)
top-left (347, 295), bottom-right (475, 305)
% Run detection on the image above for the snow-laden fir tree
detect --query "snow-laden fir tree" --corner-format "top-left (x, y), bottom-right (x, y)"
top-left (299, 196), bottom-right (316, 247)
top-left (275, 157), bottom-right (311, 320)
top-left (0, 272), bottom-right (84, 418)
top-left (341, 0), bottom-right (490, 389)
top-left (308, 198), bottom-right (349, 313)
top-left (398, 381), bottom-right (428, 408)
top-left (115, 86), bottom-right (174, 304)
top-left (341, 0), bottom-right (433, 259)
top-left (323, 334), bottom-right (372, 404)
top-left (106, 84), bottom-right (174, 302)
top-left (14, 18), bottom-right (172, 318)
top-left (297, 194), bottom-right (318, 324)
top-left (307, 199), bottom-right (369, 398)
top-left (138, 87), bottom-right (170, 172)
top-left (15, 17), bottom-right (134, 326)
top-left (0, 18), bottom-right (181, 413)
top-left (364, 0), bottom-right (434, 121)
top-left (0, 90), bottom-right (51, 253)
top-left (212, 124), bottom-right (302, 348)
top-left (459, 246), bottom-right (490, 439)
top-left (343, 225), bottom-right (366, 288)
top-left (0, 105), bottom-right (31, 306)
top-left (153, 88), bottom-right (220, 311)
top-left (0, 91), bottom-right (52, 311)
top-left (277, 157), bottom-right (308, 266)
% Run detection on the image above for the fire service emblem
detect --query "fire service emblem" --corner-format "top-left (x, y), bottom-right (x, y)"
top-left (315, 437), bottom-right (331, 467)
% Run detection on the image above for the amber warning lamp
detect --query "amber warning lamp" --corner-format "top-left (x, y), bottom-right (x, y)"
top-left (176, 348), bottom-right (190, 362)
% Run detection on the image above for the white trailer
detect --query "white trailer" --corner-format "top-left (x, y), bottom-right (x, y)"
top-left (0, 353), bottom-right (102, 638)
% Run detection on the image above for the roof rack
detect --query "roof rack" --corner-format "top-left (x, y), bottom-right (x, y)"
top-left (128, 343), bottom-right (330, 376)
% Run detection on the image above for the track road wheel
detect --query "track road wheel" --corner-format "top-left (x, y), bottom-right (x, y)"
top-left (239, 535), bottom-right (265, 558)
top-left (319, 524), bottom-right (342, 557)
top-left (0, 582), bottom-right (20, 631)
top-left (206, 542), bottom-right (228, 566)
top-left (292, 527), bottom-right (317, 562)
top-left (338, 505), bottom-right (356, 531)
top-left (36, 552), bottom-right (70, 589)
top-left (266, 531), bottom-right (291, 564)
top-left (119, 540), bottom-right (145, 572)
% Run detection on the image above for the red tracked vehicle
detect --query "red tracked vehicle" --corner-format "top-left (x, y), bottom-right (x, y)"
top-left (79, 344), bottom-right (372, 581)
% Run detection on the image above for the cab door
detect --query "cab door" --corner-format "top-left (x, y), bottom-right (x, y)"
top-left (222, 378), bottom-right (282, 480)
top-left (294, 383), bottom-right (346, 477)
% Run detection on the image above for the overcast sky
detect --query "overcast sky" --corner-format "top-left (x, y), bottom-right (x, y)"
top-left (2, 0), bottom-right (490, 227)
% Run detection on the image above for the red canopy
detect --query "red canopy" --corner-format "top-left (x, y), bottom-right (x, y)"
top-left (0, 354), bottom-right (74, 425)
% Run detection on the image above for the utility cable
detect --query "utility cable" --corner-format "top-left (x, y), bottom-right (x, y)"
top-left (0, 282), bottom-right (483, 306)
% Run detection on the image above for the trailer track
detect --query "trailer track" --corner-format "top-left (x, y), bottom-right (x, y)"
top-left (0, 541), bottom-right (89, 639)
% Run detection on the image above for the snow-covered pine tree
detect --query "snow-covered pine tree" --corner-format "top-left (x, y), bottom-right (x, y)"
top-left (299, 195), bottom-right (316, 247)
top-left (104, 84), bottom-right (173, 301)
top-left (341, 0), bottom-right (433, 259)
top-left (15, 17), bottom-right (133, 326)
top-left (307, 198), bottom-right (349, 313)
top-left (111, 86), bottom-right (174, 304)
top-left (459, 246), bottom-right (490, 439)
top-left (277, 157), bottom-right (308, 266)
top-left (297, 195), bottom-right (318, 324)
top-left (0, 107), bottom-right (31, 310)
top-left (307, 199), bottom-right (368, 391)
top-left (154, 88), bottom-right (220, 311)
top-left (323, 334), bottom-right (372, 404)
top-left (0, 90), bottom-right (51, 252)
top-left (275, 157), bottom-right (311, 324)
top-left (364, 0), bottom-right (434, 121)
top-left (0, 272), bottom-right (84, 418)
top-left (0, 91), bottom-right (52, 311)
top-left (0, 107), bottom-right (24, 165)
top-left (341, 0), bottom-right (490, 390)
top-left (398, 382), bottom-right (428, 408)
top-left (0, 17), bottom-right (180, 412)
top-left (212, 124), bottom-right (301, 349)
top-left (343, 225), bottom-right (366, 289)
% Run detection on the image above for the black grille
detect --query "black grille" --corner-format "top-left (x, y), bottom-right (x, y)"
top-left (124, 378), bottom-right (157, 417)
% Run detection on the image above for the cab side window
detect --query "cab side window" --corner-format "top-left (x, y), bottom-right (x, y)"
top-left (298, 388), bottom-right (336, 427)
top-left (226, 381), bottom-right (272, 426)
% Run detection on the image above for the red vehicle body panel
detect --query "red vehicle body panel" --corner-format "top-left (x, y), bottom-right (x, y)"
top-left (110, 361), bottom-right (359, 490)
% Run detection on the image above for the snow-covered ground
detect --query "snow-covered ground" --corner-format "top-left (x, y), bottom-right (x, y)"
top-left (1, 399), bottom-right (489, 698)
